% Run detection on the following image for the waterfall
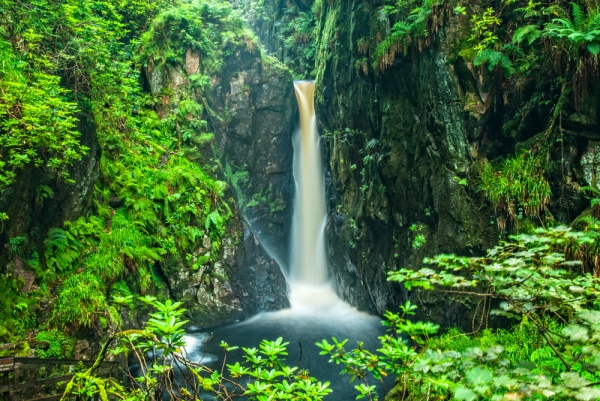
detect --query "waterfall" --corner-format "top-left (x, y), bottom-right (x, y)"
top-left (287, 80), bottom-right (342, 311)
top-left (193, 81), bottom-right (384, 400)
top-left (290, 81), bottom-right (328, 285)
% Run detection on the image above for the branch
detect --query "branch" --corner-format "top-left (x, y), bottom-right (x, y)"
top-left (510, 302), bottom-right (571, 371)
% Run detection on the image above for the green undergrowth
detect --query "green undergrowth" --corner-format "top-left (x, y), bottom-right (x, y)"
top-left (0, 0), bottom-right (252, 342)
top-left (374, 0), bottom-right (450, 72)
top-left (236, 1), bottom-right (316, 79)
top-left (318, 226), bottom-right (600, 400)
top-left (371, 0), bottom-right (600, 79)
top-left (57, 227), bottom-right (600, 401)
top-left (35, 329), bottom-right (76, 358)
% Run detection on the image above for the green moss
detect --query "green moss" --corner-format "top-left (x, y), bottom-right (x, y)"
top-left (35, 330), bottom-right (75, 358)
top-left (260, 53), bottom-right (291, 76)
top-left (314, 3), bottom-right (338, 97)
top-left (0, 326), bottom-right (10, 343)
top-left (0, 341), bottom-right (30, 358)
top-left (138, 1), bottom-right (248, 76)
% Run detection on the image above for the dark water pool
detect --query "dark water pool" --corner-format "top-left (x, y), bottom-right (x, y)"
top-left (185, 287), bottom-right (391, 400)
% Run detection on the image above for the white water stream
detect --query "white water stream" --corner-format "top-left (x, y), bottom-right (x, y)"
top-left (288, 80), bottom-right (357, 314)
top-left (290, 80), bottom-right (328, 286)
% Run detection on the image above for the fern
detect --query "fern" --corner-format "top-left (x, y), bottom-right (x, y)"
top-left (35, 185), bottom-right (54, 207)
top-left (513, 24), bottom-right (542, 45)
top-left (577, 215), bottom-right (600, 228)
top-left (580, 186), bottom-right (600, 197)
top-left (205, 210), bottom-right (225, 236)
top-left (543, 2), bottom-right (600, 55)
top-left (590, 11), bottom-right (600, 31)
top-left (86, 210), bottom-right (162, 283)
top-left (53, 272), bottom-right (108, 330)
top-left (479, 151), bottom-right (552, 230)
top-left (474, 49), bottom-right (515, 76)
top-left (45, 228), bottom-right (82, 273)
top-left (587, 42), bottom-right (600, 56)
top-left (571, 3), bottom-right (585, 32)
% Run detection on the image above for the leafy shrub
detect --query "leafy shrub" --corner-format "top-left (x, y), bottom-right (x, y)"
top-left (53, 272), bottom-right (110, 331)
top-left (62, 298), bottom-right (333, 400)
top-left (139, 0), bottom-right (249, 74)
top-left (58, 227), bottom-right (600, 400)
top-left (374, 0), bottom-right (445, 72)
top-left (479, 151), bottom-right (552, 231)
top-left (0, 40), bottom-right (88, 189)
top-left (44, 228), bottom-right (83, 273)
top-left (377, 226), bottom-right (600, 400)
top-left (35, 329), bottom-right (75, 358)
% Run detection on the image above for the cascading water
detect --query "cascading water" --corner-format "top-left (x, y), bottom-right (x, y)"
top-left (187, 81), bottom-right (384, 400)
top-left (290, 80), bottom-right (328, 286)
top-left (287, 80), bottom-right (347, 312)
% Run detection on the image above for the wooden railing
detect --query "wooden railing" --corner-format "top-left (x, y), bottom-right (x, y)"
top-left (0, 357), bottom-right (119, 401)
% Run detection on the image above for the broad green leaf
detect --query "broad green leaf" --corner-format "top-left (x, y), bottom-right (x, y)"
top-left (467, 367), bottom-right (493, 386)
top-left (561, 372), bottom-right (591, 389)
top-left (586, 42), bottom-right (600, 55)
top-left (575, 387), bottom-right (600, 400)
top-left (454, 386), bottom-right (478, 401)
top-left (562, 325), bottom-right (590, 342)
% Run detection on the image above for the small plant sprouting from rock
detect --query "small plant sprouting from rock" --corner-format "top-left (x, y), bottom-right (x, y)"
top-left (409, 223), bottom-right (427, 249)
top-left (479, 151), bottom-right (551, 231)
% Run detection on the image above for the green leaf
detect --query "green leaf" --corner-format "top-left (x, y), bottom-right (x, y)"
top-left (587, 42), bottom-right (600, 55)
top-left (466, 367), bottom-right (493, 386)
top-left (574, 387), bottom-right (600, 401)
top-left (454, 386), bottom-right (478, 401)
top-left (577, 310), bottom-right (600, 324)
top-left (562, 325), bottom-right (590, 342)
top-left (560, 372), bottom-right (591, 389)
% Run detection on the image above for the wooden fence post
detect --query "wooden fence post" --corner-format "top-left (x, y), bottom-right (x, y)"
top-left (2, 370), bottom-right (8, 401)
top-left (13, 366), bottom-right (19, 392)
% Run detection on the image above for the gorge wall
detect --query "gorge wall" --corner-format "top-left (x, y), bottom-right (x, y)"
top-left (315, 0), bottom-right (496, 326)
top-left (0, 1), bottom-right (296, 341)
top-left (2, 0), bottom-right (600, 348)
top-left (143, 43), bottom-right (295, 325)
top-left (245, 0), bottom-right (600, 327)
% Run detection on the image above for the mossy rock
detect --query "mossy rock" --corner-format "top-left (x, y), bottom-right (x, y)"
top-left (0, 326), bottom-right (10, 343)
top-left (0, 341), bottom-right (31, 357)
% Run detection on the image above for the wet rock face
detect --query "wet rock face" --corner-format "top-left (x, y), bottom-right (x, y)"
top-left (311, 0), bottom-right (598, 327)
top-left (211, 51), bottom-right (295, 318)
top-left (213, 50), bottom-right (296, 271)
top-left (230, 224), bottom-right (290, 316)
top-left (161, 216), bottom-right (289, 327)
top-left (145, 47), bottom-right (294, 325)
top-left (314, 0), bottom-right (497, 323)
top-left (581, 142), bottom-right (600, 190)
top-left (161, 230), bottom-right (245, 327)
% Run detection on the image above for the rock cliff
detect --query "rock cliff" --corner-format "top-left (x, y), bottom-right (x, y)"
top-left (246, 0), bottom-right (600, 329)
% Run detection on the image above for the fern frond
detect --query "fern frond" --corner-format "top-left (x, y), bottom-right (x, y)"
top-left (567, 31), bottom-right (586, 42)
top-left (587, 10), bottom-right (600, 30)
top-left (584, 29), bottom-right (600, 41)
top-left (589, 43), bottom-right (600, 55)
top-left (548, 18), bottom-right (574, 34)
top-left (571, 2), bottom-right (585, 32)
top-left (45, 228), bottom-right (82, 272)
top-left (513, 25), bottom-right (542, 45)
top-left (579, 186), bottom-right (600, 197)
top-left (474, 49), bottom-right (515, 75)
